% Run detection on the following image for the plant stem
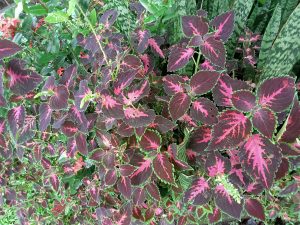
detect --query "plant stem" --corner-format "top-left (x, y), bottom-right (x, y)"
top-left (76, 4), bottom-right (109, 65)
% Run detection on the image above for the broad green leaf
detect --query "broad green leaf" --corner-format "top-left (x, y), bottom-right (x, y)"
top-left (226, 0), bottom-right (255, 57)
top-left (258, 4), bottom-right (281, 69)
top-left (261, 4), bottom-right (300, 79)
top-left (281, 0), bottom-right (299, 26)
top-left (45, 11), bottom-right (69, 23)
top-left (28, 5), bottom-right (48, 16)
top-left (89, 9), bottom-right (97, 26)
top-left (67, 0), bottom-right (77, 16)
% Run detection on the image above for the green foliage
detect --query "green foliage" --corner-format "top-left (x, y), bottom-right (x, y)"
top-left (226, 0), bottom-right (255, 57)
top-left (258, 4), bottom-right (281, 69)
top-left (261, 4), bottom-right (300, 79)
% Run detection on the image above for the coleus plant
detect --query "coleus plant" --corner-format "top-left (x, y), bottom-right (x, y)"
top-left (0, 5), bottom-right (299, 225)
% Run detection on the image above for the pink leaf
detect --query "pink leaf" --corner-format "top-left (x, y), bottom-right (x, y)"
top-left (183, 177), bottom-right (211, 205)
top-left (210, 11), bottom-right (234, 42)
top-left (162, 75), bottom-right (185, 96)
top-left (153, 153), bottom-right (174, 184)
top-left (130, 156), bottom-right (152, 185)
top-left (140, 130), bottom-right (161, 152)
top-left (167, 47), bottom-right (194, 72)
top-left (148, 38), bottom-right (164, 58)
top-left (124, 107), bottom-right (155, 128)
top-left (208, 110), bottom-right (252, 151)
top-left (190, 97), bottom-right (218, 125)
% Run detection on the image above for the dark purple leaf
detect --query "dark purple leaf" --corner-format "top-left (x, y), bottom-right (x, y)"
top-left (162, 75), bottom-right (185, 96)
top-left (101, 93), bottom-right (124, 119)
top-left (231, 90), bottom-right (256, 112)
top-left (200, 37), bottom-right (225, 68)
top-left (181, 16), bottom-right (208, 37)
top-left (49, 85), bottom-right (69, 110)
top-left (75, 133), bottom-right (88, 155)
top-left (135, 29), bottom-right (150, 53)
top-left (117, 176), bottom-right (132, 199)
top-left (210, 11), bottom-right (234, 42)
top-left (190, 97), bottom-right (218, 125)
top-left (252, 108), bottom-right (276, 138)
top-left (124, 107), bottom-right (155, 128)
top-left (187, 126), bottom-right (211, 154)
top-left (0, 39), bottom-right (22, 60)
top-left (74, 80), bottom-right (92, 111)
top-left (169, 92), bottom-right (191, 120)
top-left (153, 153), bottom-right (174, 184)
top-left (124, 79), bottom-right (150, 104)
top-left (133, 188), bottom-right (146, 205)
top-left (8, 105), bottom-right (25, 138)
top-left (140, 130), bottom-right (161, 152)
top-left (275, 157), bottom-right (289, 180)
top-left (153, 116), bottom-right (175, 134)
top-left (50, 174), bottom-right (60, 192)
top-left (167, 47), bottom-right (194, 72)
top-left (148, 38), bottom-right (164, 58)
top-left (61, 121), bottom-right (78, 137)
top-left (130, 156), bottom-right (152, 186)
top-left (100, 10), bottom-right (118, 28)
top-left (39, 103), bottom-right (52, 132)
top-left (145, 182), bottom-right (161, 201)
top-left (190, 70), bottom-right (220, 95)
top-left (59, 64), bottom-right (77, 88)
top-left (184, 177), bottom-right (211, 205)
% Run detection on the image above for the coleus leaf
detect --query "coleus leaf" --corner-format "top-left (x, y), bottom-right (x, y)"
top-left (275, 157), bottom-right (289, 180)
top-left (124, 107), bottom-right (155, 128)
top-left (75, 133), bottom-right (88, 156)
top-left (124, 79), bottom-right (150, 104)
top-left (153, 152), bottom-right (175, 184)
top-left (140, 130), bottom-right (161, 152)
top-left (68, 106), bottom-right (88, 133)
top-left (200, 36), bottom-right (225, 68)
top-left (49, 85), bottom-right (69, 110)
top-left (117, 176), bottom-right (132, 199)
top-left (59, 64), bottom-right (77, 88)
top-left (190, 97), bottom-right (218, 125)
top-left (105, 169), bottom-right (117, 186)
top-left (117, 122), bottom-right (134, 137)
top-left (213, 74), bottom-right (251, 107)
top-left (252, 108), bottom-right (276, 138)
top-left (18, 115), bottom-right (36, 144)
top-left (100, 9), bottom-right (118, 28)
top-left (215, 184), bottom-right (243, 219)
top-left (101, 92), bottom-right (124, 119)
top-left (280, 97), bottom-right (300, 143)
top-left (183, 177), bottom-right (211, 205)
top-left (162, 75), bottom-right (185, 96)
top-left (130, 156), bottom-right (152, 186)
top-left (169, 92), bottom-right (191, 120)
top-left (153, 116), bottom-right (175, 134)
top-left (148, 38), bottom-right (165, 58)
top-left (61, 121), bottom-right (78, 137)
top-left (121, 55), bottom-right (142, 71)
top-left (8, 105), bottom-right (25, 138)
top-left (245, 198), bottom-right (265, 221)
top-left (206, 152), bottom-right (230, 177)
top-left (181, 16), bottom-right (209, 37)
top-left (0, 39), bottom-right (22, 60)
top-left (113, 69), bottom-right (137, 95)
top-left (208, 208), bottom-right (221, 224)
top-left (39, 103), bottom-right (52, 132)
top-left (67, 137), bottom-right (77, 158)
top-left (190, 70), bottom-right (220, 95)
top-left (74, 79), bottom-right (92, 111)
top-left (187, 126), bottom-right (211, 154)
top-left (188, 35), bottom-right (203, 47)
top-left (133, 188), bottom-right (146, 205)
top-left (231, 90), bottom-right (256, 112)
top-left (50, 174), bottom-right (60, 192)
top-left (135, 29), bottom-right (150, 53)
top-left (119, 164), bottom-right (136, 177)
top-left (167, 47), bottom-right (194, 72)
top-left (210, 11), bottom-right (234, 42)
top-left (239, 134), bottom-right (282, 189)
top-left (146, 182), bottom-right (161, 202)
top-left (279, 143), bottom-right (300, 157)
top-left (257, 76), bottom-right (295, 112)
top-left (208, 110), bottom-right (252, 151)
top-left (6, 59), bottom-right (42, 95)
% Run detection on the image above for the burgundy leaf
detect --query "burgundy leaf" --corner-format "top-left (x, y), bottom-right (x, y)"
top-left (188, 35), bottom-right (204, 47)
top-left (133, 188), bottom-right (146, 205)
top-left (105, 169), bottom-right (117, 186)
top-left (181, 16), bottom-right (208, 37)
top-left (74, 79), bottom-right (92, 111)
top-left (258, 76), bottom-right (295, 112)
top-left (208, 208), bottom-right (221, 223)
top-left (117, 176), bottom-right (132, 199)
top-left (187, 126), bottom-right (211, 153)
top-left (252, 108), bottom-right (276, 138)
top-left (113, 69), bottom-right (137, 95)
top-left (190, 70), bottom-right (220, 95)
top-left (215, 184), bottom-right (243, 219)
top-left (153, 116), bottom-right (175, 134)
top-left (6, 59), bottom-right (42, 95)
top-left (117, 122), bottom-right (134, 137)
top-left (153, 152), bottom-right (174, 184)
top-left (49, 85), bottom-right (69, 110)
top-left (61, 121), bottom-right (78, 137)
top-left (167, 47), bottom-right (194, 72)
top-left (200, 37), bottom-right (225, 68)
top-left (130, 157), bottom-right (152, 185)
top-left (39, 103), bottom-right (52, 132)
top-left (162, 75), bottom-right (185, 96)
top-left (75, 133), bottom-right (88, 156)
top-left (124, 107), bottom-right (155, 128)
top-left (119, 164), bottom-right (136, 177)
top-left (169, 92), bottom-right (191, 120)
top-left (135, 29), bottom-right (150, 53)
top-left (279, 182), bottom-right (298, 196)
top-left (124, 79), bottom-right (150, 104)
top-left (18, 115), bottom-right (36, 143)
top-left (99, 9), bottom-right (118, 28)
top-left (231, 90), bottom-right (256, 112)
top-left (210, 11), bottom-right (234, 42)
top-left (121, 55), bottom-right (142, 72)
top-left (67, 137), bottom-right (77, 158)
top-left (148, 38), bottom-right (164, 58)
top-left (101, 93), bottom-right (124, 119)
top-left (0, 39), bottom-right (22, 60)
top-left (206, 152), bottom-right (230, 177)
top-left (68, 106), bottom-right (88, 132)
top-left (279, 143), bottom-right (300, 157)
top-left (50, 174), bottom-right (60, 192)
top-left (183, 177), bottom-right (211, 205)
top-left (213, 74), bottom-right (251, 107)
top-left (280, 97), bottom-right (300, 143)
top-left (140, 130), bottom-right (161, 152)
top-left (190, 97), bottom-right (218, 125)
top-left (239, 134), bottom-right (282, 189)
top-left (275, 157), bottom-right (289, 180)
top-left (8, 105), bottom-right (25, 138)
top-left (208, 110), bottom-right (252, 151)
top-left (59, 64), bottom-right (77, 88)
top-left (146, 182), bottom-right (161, 202)
top-left (245, 198), bottom-right (265, 221)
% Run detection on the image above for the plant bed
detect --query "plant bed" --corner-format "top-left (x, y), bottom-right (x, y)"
top-left (0, 0), bottom-right (299, 224)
